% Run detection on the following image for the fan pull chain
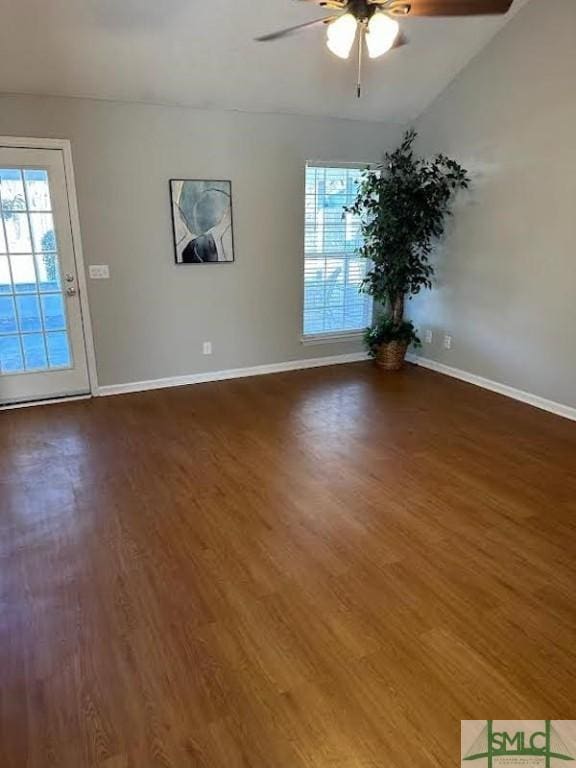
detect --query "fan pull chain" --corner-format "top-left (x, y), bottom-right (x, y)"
top-left (357, 22), bottom-right (364, 98)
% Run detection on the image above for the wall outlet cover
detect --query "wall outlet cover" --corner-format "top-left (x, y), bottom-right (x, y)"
top-left (89, 265), bottom-right (110, 279)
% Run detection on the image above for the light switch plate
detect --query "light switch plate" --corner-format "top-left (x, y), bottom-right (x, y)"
top-left (89, 265), bottom-right (110, 279)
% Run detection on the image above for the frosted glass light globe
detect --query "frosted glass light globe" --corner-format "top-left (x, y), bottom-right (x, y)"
top-left (326, 13), bottom-right (358, 59)
top-left (366, 12), bottom-right (399, 59)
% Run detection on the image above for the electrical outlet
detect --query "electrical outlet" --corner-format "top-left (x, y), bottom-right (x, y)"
top-left (202, 341), bottom-right (212, 355)
top-left (424, 329), bottom-right (433, 344)
top-left (443, 334), bottom-right (452, 350)
top-left (88, 264), bottom-right (110, 280)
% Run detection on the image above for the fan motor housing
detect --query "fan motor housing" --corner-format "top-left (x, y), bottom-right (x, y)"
top-left (347, 0), bottom-right (376, 20)
top-left (345, 1), bottom-right (412, 20)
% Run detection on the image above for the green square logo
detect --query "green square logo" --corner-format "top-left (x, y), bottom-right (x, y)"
top-left (461, 721), bottom-right (575, 768)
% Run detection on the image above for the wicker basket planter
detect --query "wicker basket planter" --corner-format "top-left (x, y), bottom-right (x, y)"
top-left (375, 341), bottom-right (409, 371)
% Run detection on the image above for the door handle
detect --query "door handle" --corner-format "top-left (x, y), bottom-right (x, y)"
top-left (65, 286), bottom-right (77, 297)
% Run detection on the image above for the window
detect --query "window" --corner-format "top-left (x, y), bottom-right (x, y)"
top-left (303, 164), bottom-right (372, 339)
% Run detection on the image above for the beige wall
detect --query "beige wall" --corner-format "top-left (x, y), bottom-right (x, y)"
top-left (0, 95), bottom-right (403, 387)
top-left (410, 0), bottom-right (576, 409)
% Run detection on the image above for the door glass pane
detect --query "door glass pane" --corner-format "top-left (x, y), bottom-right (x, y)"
top-left (16, 294), bottom-right (42, 332)
top-left (0, 295), bottom-right (18, 333)
top-left (23, 169), bottom-right (52, 211)
top-left (0, 169), bottom-right (26, 212)
top-left (4, 213), bottom-right (32, 252)
top-left (0, 256), bottom-right (11, 293)
top-left (22, 333), bottom-right (48, 370)
top-left (41, 293), bottom-right (66, 330)
top-left (36, 253), bottom-right (61, 292)
top-left (0, 166), bottom-right (72, 375)
top-left (30, 213), bottom-right (57, 252)
top-left (0, 335), bottom-right (24, 373)
top-left (46, 332), bottom-right (71, 368)
top-left (10, 254), bottom-right (37, 292)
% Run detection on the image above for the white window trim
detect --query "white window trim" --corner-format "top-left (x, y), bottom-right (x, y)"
top-left (301, 329), bottom-right (365, 346)
top-left (301, 162), bottom-right (373, 343)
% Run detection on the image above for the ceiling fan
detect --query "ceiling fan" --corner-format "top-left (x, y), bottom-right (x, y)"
top-left (256, 0), bottom-right (514, 97)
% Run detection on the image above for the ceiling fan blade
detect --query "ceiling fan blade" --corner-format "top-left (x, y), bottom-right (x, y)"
top-left (381, 0), bottom-right (513, 15)
top-left (296, 0), bottom-right (347, 7)
top-left (255, 15), bottom-right (338, 42)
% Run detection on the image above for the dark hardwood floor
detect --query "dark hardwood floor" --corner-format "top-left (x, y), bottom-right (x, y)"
top-left (1, 362), bottom-right (575, 767)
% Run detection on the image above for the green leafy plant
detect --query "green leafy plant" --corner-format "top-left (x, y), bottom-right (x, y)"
top-left (346, 129), bottom-right (469, 354)
top-left (364, 317), bottom-right (421, 358)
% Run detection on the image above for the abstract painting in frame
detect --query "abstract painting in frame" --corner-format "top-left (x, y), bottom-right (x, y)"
top-left (170, 179), bottom-right (235, 264)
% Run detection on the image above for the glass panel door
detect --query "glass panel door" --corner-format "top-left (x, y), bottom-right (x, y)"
top-left (0, 148), bottom-right (89, 405)
top-left (0, 168), bottom-right (72, 374)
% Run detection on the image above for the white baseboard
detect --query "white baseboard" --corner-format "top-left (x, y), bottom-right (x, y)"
top-left (96, 351), bottom-right (370, 397)
top-left (407, 353), bottom-right (576, 423)
top-left (10, 352), bottom-right (573, 424)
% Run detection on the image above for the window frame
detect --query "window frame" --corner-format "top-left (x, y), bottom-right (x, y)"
top-left (301, 162), bottom-right (374, 344)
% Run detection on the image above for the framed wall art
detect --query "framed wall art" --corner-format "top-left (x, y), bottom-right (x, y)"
top-left (170, 179), bottom-right (234, 264)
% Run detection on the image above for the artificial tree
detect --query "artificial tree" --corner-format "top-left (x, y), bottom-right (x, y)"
top-left (346, 129), bottom-right (469, 369)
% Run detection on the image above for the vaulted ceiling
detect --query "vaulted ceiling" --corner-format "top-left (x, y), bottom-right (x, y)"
top-left (0, 0), bottom-right (529, 122)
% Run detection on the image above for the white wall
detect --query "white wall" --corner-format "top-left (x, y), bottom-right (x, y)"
top-left (0, 95), bottom-right (403, 387)
top-left (410, 0), bottom-right (576, 410)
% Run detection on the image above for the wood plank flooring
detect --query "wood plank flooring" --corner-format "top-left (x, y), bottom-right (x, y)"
top-left (1, 362), bottom-right (575, 767)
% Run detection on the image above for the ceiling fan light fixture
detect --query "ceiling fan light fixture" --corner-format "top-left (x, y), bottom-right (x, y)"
top-left (365, 12), bottom-right (399, 58)
top-left (326, 13), bottom-right (357, 59)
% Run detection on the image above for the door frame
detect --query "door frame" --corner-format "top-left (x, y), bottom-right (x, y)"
top-left (0, 136), bottom-right (98, 399)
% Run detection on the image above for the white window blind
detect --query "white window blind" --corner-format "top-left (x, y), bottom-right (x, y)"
top-left (303, 165), bottom-right (372, 338)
